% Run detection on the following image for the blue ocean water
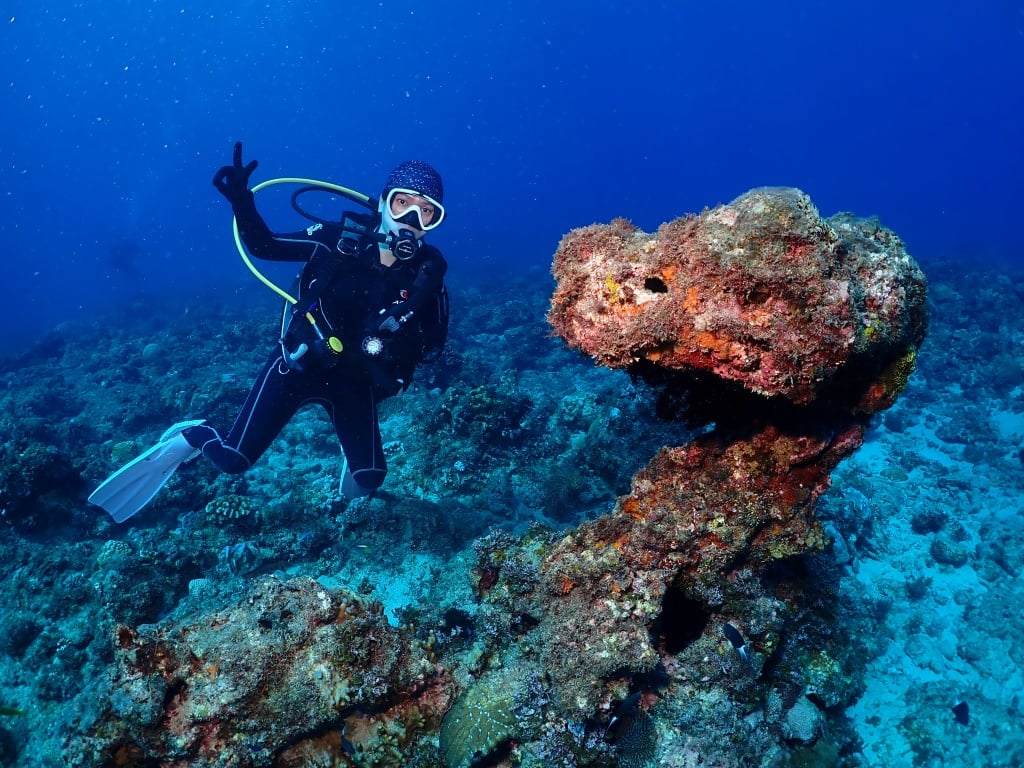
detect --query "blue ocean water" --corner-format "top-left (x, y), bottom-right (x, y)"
top-left (2, 1), bottom-right (1021, 357)
top-left (2, 3), bottom-right (1024, 767)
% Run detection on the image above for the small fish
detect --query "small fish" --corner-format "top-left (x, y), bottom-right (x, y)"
top-left (0, 706), bottom-right (26, 716)
top-left (722, 622), bottom-right (752, 666)
top-left (340, 721), bottom-right (356, 755)
top-left (606, 692), bottom-right (642, 737)
top-left (951, 700), bottom-right (969, 726)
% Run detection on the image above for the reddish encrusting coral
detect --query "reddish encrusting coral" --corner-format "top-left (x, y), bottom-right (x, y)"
top-left (534, 422), bottom-right (861, 712)
top-left (78, 577), bottom-right (452, 767)
top-left (549, 187), bottom-right (927, 411)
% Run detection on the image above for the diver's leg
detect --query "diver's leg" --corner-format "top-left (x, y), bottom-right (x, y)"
top-left (184, 355), bottom-right (304, 474)
top-left (327, 383), bottom-right (387, 498)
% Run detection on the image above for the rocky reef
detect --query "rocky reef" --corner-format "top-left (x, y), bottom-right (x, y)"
top-left (73, 577), bottom-right (452, 767)
top-left (1, 188), bottom-right (933, 768)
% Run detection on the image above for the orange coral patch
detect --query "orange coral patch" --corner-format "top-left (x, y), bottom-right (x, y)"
top-left (683, 285), bottom-right (702, 313)
top-left (620, 497), bottom-right (645, 520)
top-left (695, 331), bottom-right (732, 358)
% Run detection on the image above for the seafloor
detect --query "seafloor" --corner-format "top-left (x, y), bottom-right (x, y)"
top-left (0, 257), bottom-right (1021, 767)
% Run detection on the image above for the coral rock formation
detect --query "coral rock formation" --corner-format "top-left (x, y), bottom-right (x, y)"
top-left (549, 187), bottom-right (927, 412)
top-left (533, 187), bottom-right (928, 718)
top-left (535, 422), bottom-right (862, 713)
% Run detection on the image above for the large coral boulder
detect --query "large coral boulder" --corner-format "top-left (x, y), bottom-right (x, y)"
top-left (534, 188), bottom-right (929, 715)
top-left (549, 187), bottom-right (928, 412)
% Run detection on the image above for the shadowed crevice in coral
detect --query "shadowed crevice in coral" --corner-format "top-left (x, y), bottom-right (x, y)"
top-left (652, 586), bottom-right (710, 655)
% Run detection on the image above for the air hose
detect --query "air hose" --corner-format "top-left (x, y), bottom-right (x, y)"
top-left (231, 177), bottom-right (374, 364)
top-left (232, 177), bottom-right (372, 307)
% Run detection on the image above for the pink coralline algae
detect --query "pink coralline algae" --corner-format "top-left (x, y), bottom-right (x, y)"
top-left (548, 187), bottom-right (927, 412)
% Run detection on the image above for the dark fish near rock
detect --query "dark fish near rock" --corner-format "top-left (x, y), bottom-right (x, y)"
top-left (722, 622), bottom-right (752, 667)
top-left (951, 700), bottom-right (969, 726)
top-left (607, 692), bottom-right (642, 737)
top-left (340, 721), bottom-right (356, 755)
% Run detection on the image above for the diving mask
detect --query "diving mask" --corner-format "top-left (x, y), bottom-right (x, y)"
top-left (382, 187), bottom-right (446, 232)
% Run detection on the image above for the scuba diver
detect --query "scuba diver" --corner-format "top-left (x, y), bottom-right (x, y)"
top-left (89, 142), bottom-right (450, 522)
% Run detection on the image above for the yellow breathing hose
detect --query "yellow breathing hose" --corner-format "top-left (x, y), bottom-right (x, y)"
top-left (231, 177), bottom-right (373, 311)
top-left (231, 177), bottom-right (373, 357)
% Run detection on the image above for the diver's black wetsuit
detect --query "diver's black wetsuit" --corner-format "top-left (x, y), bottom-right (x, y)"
top-left (183, 192), bottom-right (447, 493)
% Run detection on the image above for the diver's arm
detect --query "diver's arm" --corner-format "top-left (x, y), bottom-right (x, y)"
top-left (231, 193), bottom-right (323, 263)
top-left (214, 141), bottom-right (324, 263)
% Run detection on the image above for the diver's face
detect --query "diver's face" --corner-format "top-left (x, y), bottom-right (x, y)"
top-left (389, 191), bottom-right (437, 229)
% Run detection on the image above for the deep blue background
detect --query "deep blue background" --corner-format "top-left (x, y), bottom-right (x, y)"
top-left (2, 1), bottom-right (1021, 357)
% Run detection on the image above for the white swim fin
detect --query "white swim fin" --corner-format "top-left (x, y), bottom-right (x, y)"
top-left (88, 420), bottom-right (205, 523)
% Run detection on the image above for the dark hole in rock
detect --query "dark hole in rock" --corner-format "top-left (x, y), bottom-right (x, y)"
top-left (653, 585), bottom-right (711, 655)
top-left (442, 607), bottom-right (475, 641)
top-left (644, 276), bottom-right (668, 293)
top-left (511, 613), bottom-right (540, 636)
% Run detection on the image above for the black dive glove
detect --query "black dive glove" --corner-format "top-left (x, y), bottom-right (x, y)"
top-left (213, 141), bottom-right (258, 206)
